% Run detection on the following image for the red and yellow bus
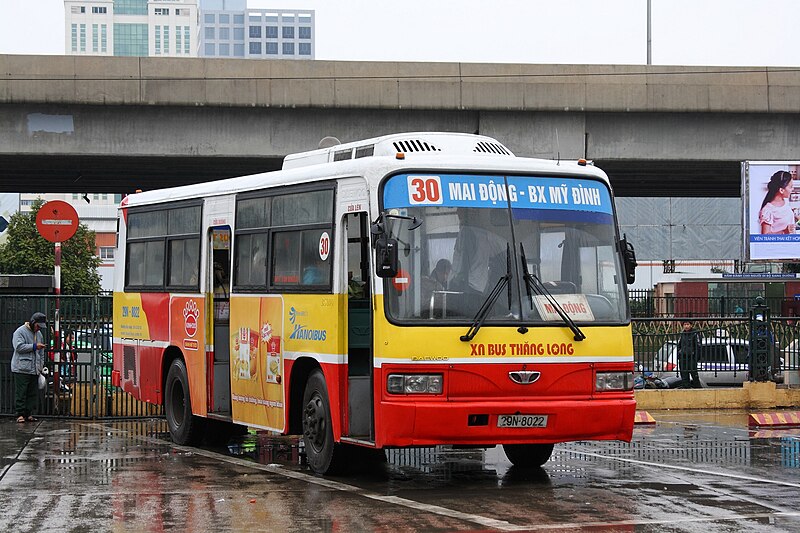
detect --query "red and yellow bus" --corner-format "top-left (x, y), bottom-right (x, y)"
top-left (112, 132), bottom-right (638, 474)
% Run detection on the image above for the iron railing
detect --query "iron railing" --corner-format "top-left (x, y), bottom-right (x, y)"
top-left (1, 294), bottom-right (161, 419)
top-left (633, 316), bottom-right (800, 384)
top-left (4, 293), bottom-right (800, 419)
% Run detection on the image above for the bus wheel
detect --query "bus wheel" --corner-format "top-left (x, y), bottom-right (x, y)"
top-left (502, 443), bottom-right (554, 468)
top-left (165, 358), bottom-right (204, 446)
top-left (302, 369), bottom-right (340, 474)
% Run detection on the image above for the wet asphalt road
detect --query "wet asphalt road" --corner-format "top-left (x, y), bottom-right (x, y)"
top-left (1, 411), bottom-right (800, 532)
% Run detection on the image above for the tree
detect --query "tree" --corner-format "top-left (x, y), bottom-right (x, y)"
top-left (0, 199), bottom-right (102, 294)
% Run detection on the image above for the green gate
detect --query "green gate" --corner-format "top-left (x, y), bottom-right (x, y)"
top-left (0, 295), bottom-right (162, 419)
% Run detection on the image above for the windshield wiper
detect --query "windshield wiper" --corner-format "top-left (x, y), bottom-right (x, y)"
top-left (460, 244), bottom-right (512, 342)
top-left (519, 244), bottom-right (586, 341)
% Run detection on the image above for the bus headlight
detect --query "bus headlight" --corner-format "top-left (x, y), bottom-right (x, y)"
top-left (387, 374), bottom-right (443, 395)
top-left (595, 371), bottom-right (634, 392)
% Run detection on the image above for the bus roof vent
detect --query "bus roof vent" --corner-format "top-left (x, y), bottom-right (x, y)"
top-left (333, 148), bottom-right (352, 161)
top-left (392, 139), bottom-right (441, 153)
top-left (474, 141), bottom-right (512, 156)
top-left (282, 132), bottom-right (514, 170)
top-left (354, 145), bottom-right (374, 158)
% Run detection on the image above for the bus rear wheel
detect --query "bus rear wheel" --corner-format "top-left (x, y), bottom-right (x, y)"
top-left (302, 369), bottom-right (342, 474)
top-left (165, 358), bottom-right (205, 446)
top-left (502, 443), bottom-right (554, 468)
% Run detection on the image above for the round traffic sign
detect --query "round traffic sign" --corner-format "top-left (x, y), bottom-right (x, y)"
top-left (392, 268), bottom-right (410, 292)
top-left (36, 200), bottom-right (79, 243)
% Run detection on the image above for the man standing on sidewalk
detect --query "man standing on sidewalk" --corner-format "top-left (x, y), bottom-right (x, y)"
top-left (11, 312), bottom-right (48, 423)
top-left (678, 320), bottom-right (703, 389)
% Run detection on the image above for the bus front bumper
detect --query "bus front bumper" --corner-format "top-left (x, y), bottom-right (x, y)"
top-left (375, 397), bottom-right (636, 447)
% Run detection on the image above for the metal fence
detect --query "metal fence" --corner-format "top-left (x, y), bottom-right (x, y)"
top-left (1, 295), bottom-right (162, 419)
top-left (4, 293), bottom-right (798, 418)
top-left (633, 315), bottom-right (800, 385)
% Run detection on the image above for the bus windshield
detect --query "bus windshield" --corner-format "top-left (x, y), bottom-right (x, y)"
top-left (381, 173), bottom-right (628, 325)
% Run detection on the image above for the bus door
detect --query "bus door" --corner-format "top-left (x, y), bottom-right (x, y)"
top-left (209, 227), bottom-right (232, 415)
top-left (345, 212), bottom-right (373, 439)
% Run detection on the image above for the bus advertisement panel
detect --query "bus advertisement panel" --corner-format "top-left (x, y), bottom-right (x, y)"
top-left (228, 295), bottom-right (284, 430)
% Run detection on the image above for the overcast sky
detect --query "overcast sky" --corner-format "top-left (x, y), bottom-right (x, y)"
top-left (1, 0), bottom-right (799, 66)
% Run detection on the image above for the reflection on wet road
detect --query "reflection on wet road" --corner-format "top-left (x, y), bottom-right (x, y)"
top-left (1, 411), bottom-right (800, 531)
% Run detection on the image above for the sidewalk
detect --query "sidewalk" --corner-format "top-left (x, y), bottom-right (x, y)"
top-left (635, 381), bottom-right (800, 410)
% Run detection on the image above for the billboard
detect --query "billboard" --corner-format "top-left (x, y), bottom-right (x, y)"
top-left (745, 162), bottom-right (800, 261)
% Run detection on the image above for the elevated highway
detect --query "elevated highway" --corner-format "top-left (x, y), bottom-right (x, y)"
top-left (2, 54), bottom-right (799, 197)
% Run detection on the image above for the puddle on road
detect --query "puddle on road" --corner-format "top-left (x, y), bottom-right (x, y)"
top-left (226, 432), bottom-right (304, 466)
top-left (218, 432), bottom-right (519, 484)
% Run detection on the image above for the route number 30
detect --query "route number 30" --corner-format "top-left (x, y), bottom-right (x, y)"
top-left (407, 176), bottom-right (443, 205)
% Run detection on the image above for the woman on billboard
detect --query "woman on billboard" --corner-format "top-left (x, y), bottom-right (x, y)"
top-left (759, 170), bottom-right (796, 234)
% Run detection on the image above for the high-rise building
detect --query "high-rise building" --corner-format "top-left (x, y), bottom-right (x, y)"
top-left (64, 1), bottom-right (315, 60)
top-left (199, 3), bottom-right (314, 59)
top-left (64, 0), bottom-right (200, 57)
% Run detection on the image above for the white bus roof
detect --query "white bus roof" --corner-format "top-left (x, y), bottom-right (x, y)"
top-left (124, 132), bottom-right (608, 208)
top-left (282, 131), bottom-right (514, 170)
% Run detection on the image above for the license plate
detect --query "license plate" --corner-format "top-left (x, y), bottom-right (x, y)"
top-left (497, 414), bottom-right (548, 428)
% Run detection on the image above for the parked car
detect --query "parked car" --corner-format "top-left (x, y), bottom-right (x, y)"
top-left (74, 325), bottom-right (112, 362)
top-left (653, 335), bottom-right (782, 386)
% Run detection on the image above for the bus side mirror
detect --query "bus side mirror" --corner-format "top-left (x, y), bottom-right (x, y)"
top-left (620, 236), bottom-right (637, 284)
top-left (375, 236), bottom-right (398, 278)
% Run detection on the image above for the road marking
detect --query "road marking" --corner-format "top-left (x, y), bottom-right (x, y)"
top-left (516, 512), bottom-right (800, 530)
top-left (569, 446), bottom-right (800, 489)
top-left (88, 423), bottom-right (800, 532)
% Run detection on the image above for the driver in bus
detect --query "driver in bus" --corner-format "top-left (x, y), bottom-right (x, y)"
top-left (450, 208), bottom-right (506, 296)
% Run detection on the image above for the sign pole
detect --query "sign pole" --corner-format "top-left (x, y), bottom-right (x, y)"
top-left (54, 241), bottom-right (61, 394)
top-left (36, 200), bottom-right (79, 410)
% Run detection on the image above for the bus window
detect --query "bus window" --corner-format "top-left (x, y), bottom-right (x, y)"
top-left (271, 228), bottom-right (331, 288)
top-left (380, 173), bottom-right (627, 324)
top-left (169, 238), bottom-right (200, 286)
top-left (234, 233), bottom-right (268, 287)
top-left (272, 231), bottom-right (301, 284)
top-left (234, 186), bottom-right (333, 292)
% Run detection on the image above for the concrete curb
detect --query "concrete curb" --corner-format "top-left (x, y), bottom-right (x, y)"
top-left (635, 382), bottom-right (800, 410)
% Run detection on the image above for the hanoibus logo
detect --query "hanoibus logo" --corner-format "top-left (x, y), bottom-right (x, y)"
top-left (288, 307), bottom-right (326, 342)
top-left (289, 307), bottom-right (307, 325)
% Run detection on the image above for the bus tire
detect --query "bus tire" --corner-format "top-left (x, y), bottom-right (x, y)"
top-left (165, 358), bottom-right (205, 446)
top-left (302, 369), bottom-right (341, 474)
top-left (502, 443), bottom-right (554, 468)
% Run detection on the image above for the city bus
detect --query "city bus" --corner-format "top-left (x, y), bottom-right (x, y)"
top-left (111, 132), bottom-right (638, 474)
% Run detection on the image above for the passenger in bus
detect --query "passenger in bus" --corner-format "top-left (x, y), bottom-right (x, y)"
top-left (348, 271), bottom-right (366, 299)
top-left (302, 259), bottom-right (327, 285)
top-left (213, 261), bottom-right (230, 320)
top-left (429, 258), bottom-right (452, 290)
top-left (213, 261), bottom-right (229, 298)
